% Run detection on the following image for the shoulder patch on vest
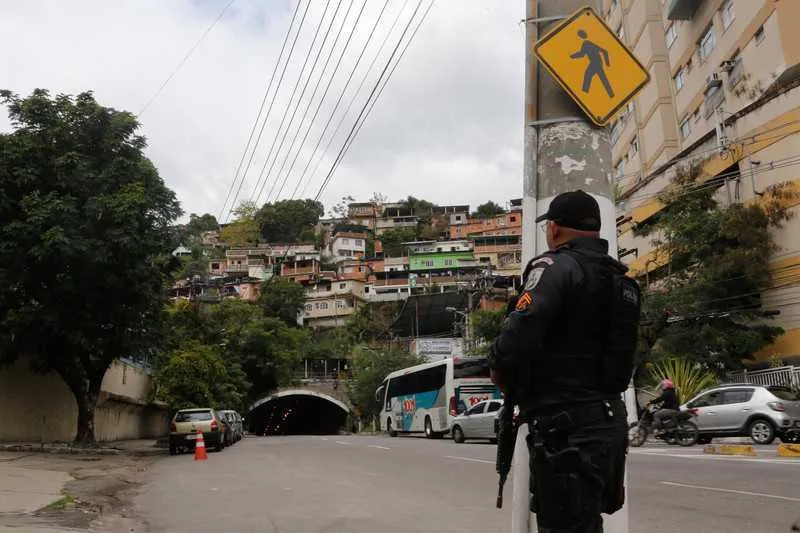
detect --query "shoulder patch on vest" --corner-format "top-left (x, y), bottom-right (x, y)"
top-left (515, 292), bottom-right (533, 311)
top-left (524, 267), bottom-right (545, 291)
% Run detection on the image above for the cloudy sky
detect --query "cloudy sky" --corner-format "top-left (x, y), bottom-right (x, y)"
top-left (0, 0), bottom-right (525, 221)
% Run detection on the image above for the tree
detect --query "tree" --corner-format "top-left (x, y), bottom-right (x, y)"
top-left (330, 195), bottom-right (356, 218)
top-left (379, 227), bottom-right (417, 255)
top-left (472, 201), bottom-right (506, 218)
top-left (347, 345), bottom-right (423, 423)
top-left (187, 213), bottom-right (219, 235)
top-left (259, 277), bottom-right (307, 326)
top-left (0, 89), bottom-right (181, 443)
top-left (231, 200), bottom-right (259, 220)
top-left (345, 302), bottom-right (399, 343)
top-left (257, 199), bottom-right (324, 243)
top-left (635, 164), bottom-right (796, 372)
top-left (471, 308), bottom-right (505, 343)
top-left (647, 358), bottom-right (718, 405)
top-left (155, 342), bottom-right (249, 411)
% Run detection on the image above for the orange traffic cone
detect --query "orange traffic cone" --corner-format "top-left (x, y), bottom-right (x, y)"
top-left (194, 430), bottom-right (207, 461)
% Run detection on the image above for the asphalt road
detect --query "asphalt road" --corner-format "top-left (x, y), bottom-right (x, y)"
top-left (137, 435), bottom-right (800, 533)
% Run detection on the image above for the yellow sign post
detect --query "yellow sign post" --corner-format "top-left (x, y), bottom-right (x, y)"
top-left (534, 6), bottom-right (650, 126)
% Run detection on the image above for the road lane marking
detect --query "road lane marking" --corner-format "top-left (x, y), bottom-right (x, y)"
top-left (631, 450), bottom-right (800, 465)
top-left (446, 455), bottom-right (494, 464)
top-left (320, 437), bottom-right (329, 441)
top-left (660, 481), bottom-right (800, 502)
top-left (335, 441), bottom-right (351, 445)
top-left (369, 445), bottom-right (391, 450)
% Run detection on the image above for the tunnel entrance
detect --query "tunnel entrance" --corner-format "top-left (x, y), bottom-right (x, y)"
top-left (247, 390), bottom-right (349, 436)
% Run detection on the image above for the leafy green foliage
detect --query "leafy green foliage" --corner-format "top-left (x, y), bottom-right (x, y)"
top-left (0, 89), bottom-right (181, 443)
top-left (257, 199), bottom-right (324, 243)
top-left (472, 200), bottom-right (506, 218)
top-left (647, 358), bottom-right (718, 405)
top-left (156, 342), bottom-right (248, 411)
top-left (160, 299), bottom-right (310, 407)
top-left (220, 218), bottom-right (259, 247)
top-left (346, 345), bottom-right (423, 420)
top-left (259, 277), bottom-right (307, 326)
top-left (187, 213), bottom-right (219, 235)
top-left (636, 164), bottom-right (795, 371)
top-left (471, 308), bottom-right (505, 343)
top-left (379, 227), bottom-right (417, 255)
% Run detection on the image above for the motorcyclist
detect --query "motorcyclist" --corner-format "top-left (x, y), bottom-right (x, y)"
top-left (650, 378), bottom-right (679, 432)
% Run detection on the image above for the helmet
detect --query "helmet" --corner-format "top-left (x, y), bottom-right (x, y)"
top-left (661, 378), bottom-right (674, 390)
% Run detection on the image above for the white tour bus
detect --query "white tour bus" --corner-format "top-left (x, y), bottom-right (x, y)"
top-left (375, 356), bottom-right (501, 438)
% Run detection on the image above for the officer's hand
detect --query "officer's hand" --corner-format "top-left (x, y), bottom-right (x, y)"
top-left (490, 368), bottom-right (506, 393)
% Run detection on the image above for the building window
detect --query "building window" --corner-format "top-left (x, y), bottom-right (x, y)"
top-left (510, 216), bottom-right (517, 222)
top-left (319, 302), bottom-right (329, 310)
top-left (692, 108), bottom-right (700, 122)
top-left (304, 304), bottom-right (312, 312)
top-left (720, 0), bottom-right (735, 30)
top-left (680, 117), bottom-right (691, 139)
top-left (339, 283), bottom-right (347, 289)
top-left (616, 23), bottom-right (625, 41)
top-left (665, 24), bottom-right (677, 49)
top-left (423, 260), bottom-right (434, 267)
top-left (355, 239), bottom-right (363, 246)
top-left (336, 300), bottom-right (345, 309)
top-left (674, 67), bottom-right (686, 91)
top-left (699, 24), bottom-right (716, 62)
top-left (444, 259), bottom-right (454, 266)
top-left (610, 120), bottom-right (621, 143)
top-left (754, 25), bottom-right (765, 44)
top-left (455, 215), bottom-right (462, 221)
top-left (629, 136), bottom-right (639, 156)
top-left (614, 160), bottom-right (624, 181)
top-left (341, 238), bottom-right (350, 245)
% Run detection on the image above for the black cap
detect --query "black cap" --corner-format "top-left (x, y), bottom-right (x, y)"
top-left (535, 190), bottom-right (601, 231)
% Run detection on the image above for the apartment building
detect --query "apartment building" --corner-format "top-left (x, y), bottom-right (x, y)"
top-left (604, 0), bottom-right (800, 363)
top-left (329, 231), bottom-right (367, 262)
top-left (302, 280), bottom-right (368, 329)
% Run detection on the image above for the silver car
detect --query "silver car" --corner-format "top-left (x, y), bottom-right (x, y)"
top-left (451, 399), bottom-right (503, 444)
top-left (681, 384), bottom-right (800, 445)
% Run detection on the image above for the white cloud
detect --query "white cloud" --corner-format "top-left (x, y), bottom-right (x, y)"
top-left (0, 0), bottom-right (524, 220)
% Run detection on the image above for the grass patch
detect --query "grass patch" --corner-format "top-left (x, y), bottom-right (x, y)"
top-left (44, 494), bottom-right (76, 510)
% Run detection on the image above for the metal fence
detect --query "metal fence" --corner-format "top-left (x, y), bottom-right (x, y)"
top-left (727, 365), bottom-right (800, 389)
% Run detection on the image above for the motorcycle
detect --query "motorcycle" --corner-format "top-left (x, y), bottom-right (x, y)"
top-left (629, 404), bottom-right (699, 447)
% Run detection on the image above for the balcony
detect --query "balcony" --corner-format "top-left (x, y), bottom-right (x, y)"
top-left (227, 264), bottom-right (248, 273)
top-left (667, 0), bottom-right (701, 21)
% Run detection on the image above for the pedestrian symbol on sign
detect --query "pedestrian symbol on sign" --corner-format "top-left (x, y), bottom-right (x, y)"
top-left (571, 30), bottom-right (614, 98)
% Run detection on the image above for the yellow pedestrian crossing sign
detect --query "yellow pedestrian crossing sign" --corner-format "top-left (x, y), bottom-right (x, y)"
top-left (534, 6), bottom-right (650, 126)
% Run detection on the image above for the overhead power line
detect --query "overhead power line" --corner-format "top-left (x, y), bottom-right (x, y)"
top-left (223, 0), bottom-right (313, 222)
top-left (294, 0), bottom-right (413, 199)
top-left (313, 0), bottom-right (435, 202)
top-left (250, 0), bottom-right (356, 206)
top-left (138, 0), bottom-right (235, 117)
top-left (218, 0), bottom-right (304, 222)
top-left (270, 0), bottom-right (392, 203)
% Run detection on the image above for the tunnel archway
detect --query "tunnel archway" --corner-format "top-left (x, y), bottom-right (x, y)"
top-left (247, 389), bottom-right (350, 436)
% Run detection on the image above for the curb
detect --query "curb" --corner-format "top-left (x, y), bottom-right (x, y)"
top-left (777, 443), bottom-right (800, 458)
top-left (0, 443), bottom-right (168, 457)
top-left (703, 444), bottom-right (757, 457)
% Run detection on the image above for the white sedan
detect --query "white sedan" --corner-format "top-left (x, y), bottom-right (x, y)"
top-left (451, 399), bottom-right (503, 443)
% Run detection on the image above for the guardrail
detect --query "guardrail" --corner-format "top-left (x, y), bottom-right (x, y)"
top-left (728, 365), bottom-right (800, 389)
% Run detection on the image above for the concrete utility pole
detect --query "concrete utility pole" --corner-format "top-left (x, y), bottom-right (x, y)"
top-left (514, 0), bottom-right (635, 532)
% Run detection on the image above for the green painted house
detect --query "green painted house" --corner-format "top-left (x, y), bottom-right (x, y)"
top-left (409, 251), bottom-right (475, 272)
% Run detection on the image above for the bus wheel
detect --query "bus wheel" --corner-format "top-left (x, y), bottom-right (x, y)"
top-left (424, 416), bottom-right (435, 439)
top-left (387, 419), bottom-right (397, 438)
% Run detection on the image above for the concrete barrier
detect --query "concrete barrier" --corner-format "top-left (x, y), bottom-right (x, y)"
top-left (777, 443), bottom-right (800, 458)
top-left (703, 444), bottom-right (757, 457)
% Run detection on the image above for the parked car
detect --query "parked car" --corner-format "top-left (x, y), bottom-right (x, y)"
top-left (216, 410), bottom-right (236, 446)
top-left (681, 384), bottom-right (800, 445)
top-left (451, 399), bottom-right (503, 444)
top-left (169, 408), bottom-right (226, 455)
top-left (220, 410), bottom-right (244, 442)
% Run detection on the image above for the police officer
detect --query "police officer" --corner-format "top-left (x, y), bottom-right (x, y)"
top-left (489, 190), bottom-right (640, 532)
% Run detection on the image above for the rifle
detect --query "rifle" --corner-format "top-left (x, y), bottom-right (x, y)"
top-left (495, 400), bottom-right (517, 508)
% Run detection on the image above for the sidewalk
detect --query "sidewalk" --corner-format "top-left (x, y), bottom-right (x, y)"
top-left (0, 439), bottom-right (167, 457)
top-left (0, 451), bottom-right (155, 533)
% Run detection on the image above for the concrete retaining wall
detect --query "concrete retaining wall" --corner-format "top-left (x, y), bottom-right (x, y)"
top-left (0, 358), bottom-right (168, 443)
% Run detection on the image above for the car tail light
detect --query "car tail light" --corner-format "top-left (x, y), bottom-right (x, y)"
top-left (768, 401), bottom-right (786, 412)
top-left (449, 396), bottom-right (457, 416)
top-left (210, 420), bottom-right (219, 431)
top-left (169, 422), bottom-right (177, 432)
